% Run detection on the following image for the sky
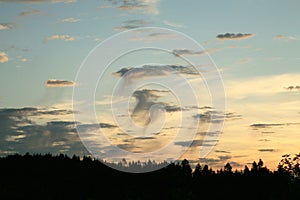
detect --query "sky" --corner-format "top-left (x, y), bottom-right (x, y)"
top-left (0, 0), bottom-right (300, 170)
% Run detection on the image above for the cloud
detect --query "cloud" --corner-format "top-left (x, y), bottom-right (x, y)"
top-left (251, 122), bottom-right (300, 130)
top-left (0, 52), bottom-right (9, 63)
top-left (48, 34), bottom-right (75, 41)
top-left (274, 34), bottom-right (299, 41)
top-left (0, 106), bottom-right (87, 156)
top-left (172, 49), bottom-right (205, 57)
top-left (193, 110), bottom-right (241, 123)
top-left (199, 155), bottom-right (238, 166)
top-left (46, 79), bottom-right (75, 87)
top-left (109, 0), bottom-right (159, 15)
top-left (61, 17), bottom-right (80, 23)
top-left (250, 123), bottom-right (300, 130)
top-left (129, 89), bottom-right (167, 127)
top-left (19, 8), bottom-right (42, 16)
top-left (258, 149), bottom-right (275, 152)
top-left (112, 65), bottom-right (198, 78)
top-left (274, 35), bottom-right (285, 40)
top-left (175, 139), bottom-right (218, 147)
top-left (250, 123), bottom-right (284, 128)
top-left (115, 19), bottom-right (149, 31)
top-left (0, 0), bottom-right (76, 3)
top-left (285, 85), bottom-right (300, 91)
top-left (216, 33), bottom-right (254, 40)
top-left (0, 23), bottom-right (13, 30)
top-left (215, 150), bottom-right (231, 154)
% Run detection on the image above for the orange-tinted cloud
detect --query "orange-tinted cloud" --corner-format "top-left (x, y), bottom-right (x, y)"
top-left (46, 79), bottom-right (75, 87)
top-left (48, 34), bottom-right (75, 41)
top-left (0, 52), bottom-right (9, 63)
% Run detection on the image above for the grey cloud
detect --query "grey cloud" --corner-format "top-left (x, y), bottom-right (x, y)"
top-left (258, 149), bottom-right (275, 152)
top-left (175, 139), bottom-right (218, 147)
top-left (75, 123), bottom-right (117, 133)
top-left (46, 79), bottom-right (75, 87)
top-left (250, 123), bottom-right (285, 128)
top-left (19, 8), bottom-right (42, 16)
top-left (193, 110), bottom-right (240, 124)
top-left (172, 49), bottom-right (205, 57)
top-left (0, 107), bottom-right (89, 156)
top-left (107, 0), bottom-right (159, 15)
top-left (216, 33), bottom-right (254, 40)
top-left (112, 64), bottom-right (198, 78)
top-left (215, 150), bottom-right (230, 154)
top-left (115, 19), bottom-right (149, 31)
top-left (285, 85), bottom-right (300, 91)
top-left (130, 89), bottom-right (165, 127)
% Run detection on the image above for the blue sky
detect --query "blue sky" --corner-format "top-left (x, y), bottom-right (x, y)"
top-left (0, 0), bottom-right (300, 170)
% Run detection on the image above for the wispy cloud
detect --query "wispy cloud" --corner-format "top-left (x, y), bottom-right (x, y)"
top-left (250, 123), bottom-right (284, 129)
top-left (172, 49), bottom-right (205, 57)
top-left (61, 17), bottom-right (80, 23)
top-left (19, 8), bottom-right (42, 16)
top-left (0, 52), bottom-right (9, 63)
top-left (274, 34), bottom-right (299, 41)
top-left (48, 34), bottom-right (75, 41)
top-left (129, 31), bottom-right (179, 41)
top-left (46, 79), bottom-right (75, 87)
top-left (114, 19), bottom-right (149, 31)
top-left (258, 149), bottom-right (275, 152)
top-left (216, 33), bottom-right (254, 40)
top-left (250, 122), bottom-right (300, 129)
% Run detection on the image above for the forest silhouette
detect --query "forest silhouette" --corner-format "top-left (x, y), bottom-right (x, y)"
top-left (0, 153), bottom-right (300, 199)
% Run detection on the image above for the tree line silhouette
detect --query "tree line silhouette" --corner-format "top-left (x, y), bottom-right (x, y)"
top-left (0, 153), bottom-right (300, 199)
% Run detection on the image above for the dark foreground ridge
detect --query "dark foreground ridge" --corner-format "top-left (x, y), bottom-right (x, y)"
top-left (1, 153), bottom-right (300, 200)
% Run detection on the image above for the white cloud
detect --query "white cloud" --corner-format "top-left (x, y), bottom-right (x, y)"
top-left (61, 17), bottom-right (80, 23)
top-left (48, 34), bottom-right (75, 41)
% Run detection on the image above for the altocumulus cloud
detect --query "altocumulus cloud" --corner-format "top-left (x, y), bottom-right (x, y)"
top-left (48, 34), bottom-right (75, 41)
top-left (0, 52), bottom-right (9, 63)
top-left (216, 33), bottom-right (254, 40)
top-left (46, 79), bottom-right (75, 87)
